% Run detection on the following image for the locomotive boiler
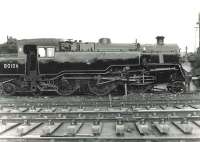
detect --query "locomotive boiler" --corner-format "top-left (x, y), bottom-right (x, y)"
top-left (0, 36), bottom-right (185, 96)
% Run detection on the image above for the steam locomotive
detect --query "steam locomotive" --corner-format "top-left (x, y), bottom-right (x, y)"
top-left (0, 36), bottom-right (185, 96)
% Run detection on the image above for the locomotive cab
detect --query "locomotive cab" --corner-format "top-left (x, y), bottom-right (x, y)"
top-left (23, 45), bottom-right (56, 93)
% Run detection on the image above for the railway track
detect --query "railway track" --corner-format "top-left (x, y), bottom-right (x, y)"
top-left (1, 93), bottom-right (200, 141)
top-left (0, 98), bottom-right (200, 141)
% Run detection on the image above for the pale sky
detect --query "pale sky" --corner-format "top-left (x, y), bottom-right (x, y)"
top-left (0, 0), bottom-right (199, 52)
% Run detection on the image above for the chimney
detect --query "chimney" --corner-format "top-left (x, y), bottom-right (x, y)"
top-left (156, 36), bottom-right (165, 45)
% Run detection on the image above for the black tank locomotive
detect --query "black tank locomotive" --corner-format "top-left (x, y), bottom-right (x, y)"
top-left (0, 36), bottom-right (185, 95)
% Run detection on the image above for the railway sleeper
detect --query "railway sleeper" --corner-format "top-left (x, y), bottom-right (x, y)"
top-left (172, 119), bottom-right (193, 134)
top-left (135, 120), bottom-right (151, 135)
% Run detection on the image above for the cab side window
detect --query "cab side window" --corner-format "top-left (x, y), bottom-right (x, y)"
top-left (38, 47), bottom-right (55, 58)
top-left (38, 47), bottom-right (46, 57)
top-left (47, 48), bottom-right (55, 57)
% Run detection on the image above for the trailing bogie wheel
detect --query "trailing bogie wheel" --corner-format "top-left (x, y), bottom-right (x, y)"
top-left (0, 83), bottom-right (3, 95)
top-left (2, 82), bottom-right (16, 96)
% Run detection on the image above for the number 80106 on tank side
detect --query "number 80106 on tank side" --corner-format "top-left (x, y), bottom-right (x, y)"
top-left (0, 36), bottom-right (185, 96)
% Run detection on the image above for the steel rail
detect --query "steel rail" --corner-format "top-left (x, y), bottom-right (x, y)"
top-left (1, 116), bottom-right (200, 123)
top-left (0, 109), bottom-right (200, 123)
top-left (0, 136), bottom-right (200, 141)
top-left (1, 98), bottom-right (200, 108)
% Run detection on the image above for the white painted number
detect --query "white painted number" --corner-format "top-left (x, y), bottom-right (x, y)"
top-left (4, 64), bottom-right (19, 69)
